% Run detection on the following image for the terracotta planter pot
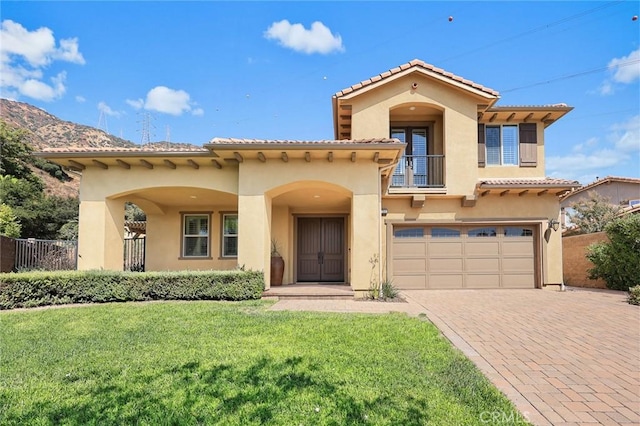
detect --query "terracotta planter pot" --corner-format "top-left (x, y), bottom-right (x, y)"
top-left (270, 256), bottom-right (284, 286)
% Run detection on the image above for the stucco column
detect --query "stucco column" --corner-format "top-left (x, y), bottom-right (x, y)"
top-left (77, 198), bottom-right (124, 270)
top-left (543, 214), bottom-right (564, 286)
top-left (350, 193), bottom-right (381, 294)
top-left (238, 194), bottom-right (272, 289)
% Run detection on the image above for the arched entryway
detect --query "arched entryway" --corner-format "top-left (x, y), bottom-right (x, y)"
top-left (268, 181), bottom-right (352, 284)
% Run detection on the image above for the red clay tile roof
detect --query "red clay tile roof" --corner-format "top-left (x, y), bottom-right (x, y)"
top-left (41, 146), bottom-right (208, 154)
top-left (560, 176), bottom-right (640, 200)
top-left (478, 178), bottom-right (580, 188)
top-left (207, 137), bottom-right (402, 145)
top-left (334, 59), bottom-right (500, 98)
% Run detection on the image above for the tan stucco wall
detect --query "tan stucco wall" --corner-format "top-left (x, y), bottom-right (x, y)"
top-left (239, 159), bottom-right (381, 289)
top-left (77, 165), bottom-right (239, 271)
top-left (562, 232), bottom-right (608, 288)
top-left (349, 74), bottom-right (481, 196)
top-left (381, 193), bottom-right (564, 285)
top-left (145, 207), bottom-right (238, 272)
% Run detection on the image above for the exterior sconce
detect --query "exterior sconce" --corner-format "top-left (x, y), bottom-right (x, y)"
top-left (548, 219), bottom-right (560, 232)
top-left (381, 208), bottom-right (389, 217)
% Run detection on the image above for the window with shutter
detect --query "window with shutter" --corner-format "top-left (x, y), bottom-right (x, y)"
top-left (519, 123), bottom-right (537, 167)
top-left (478, 124), bottom-right (486, 167)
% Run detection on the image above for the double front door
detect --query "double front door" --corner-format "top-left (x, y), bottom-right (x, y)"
top-left (297, 217), bottom-right (345, 282)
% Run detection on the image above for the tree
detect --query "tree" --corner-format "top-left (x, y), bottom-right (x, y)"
top-left (587, 214), bottom-right (640, 291)
top-left (568, 191), bottom-right (622, 234)
top-left (0, 121), bottom-right (33, 180)
top-left (0, 203), bottom-right (21, 238)
top-left (0, 176), bottom-right (79, 239)
top-left (125, 202), bottom-right (146, 221)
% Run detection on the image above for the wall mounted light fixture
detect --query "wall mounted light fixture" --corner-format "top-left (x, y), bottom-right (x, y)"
top-left (548, 219), bottom-right (560, 232)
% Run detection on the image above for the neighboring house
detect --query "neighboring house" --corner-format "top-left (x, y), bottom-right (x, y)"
top-left (560, 176), bottom-right (640, 229)
top-left (38, 59), bottom-right (580, 295)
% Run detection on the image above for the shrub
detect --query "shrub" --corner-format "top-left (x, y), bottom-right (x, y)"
top-left (587, 214), bottom-right (640, 291)
top-left (381, 279), bottom-right (399, 300)
top-left (0, 270), bottom-right (264, 310)
top-left (629, 285), bottom-right (640, 306)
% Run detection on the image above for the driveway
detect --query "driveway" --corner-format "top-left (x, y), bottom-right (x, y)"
top-left (404, 288), bottom-right (639, 426)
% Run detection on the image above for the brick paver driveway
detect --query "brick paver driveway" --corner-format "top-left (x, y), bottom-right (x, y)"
top-left (404, 288), bottom-right (639, 426)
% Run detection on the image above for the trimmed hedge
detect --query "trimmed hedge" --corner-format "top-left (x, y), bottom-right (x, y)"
top-left (0, 270), bottom-right (264, 310)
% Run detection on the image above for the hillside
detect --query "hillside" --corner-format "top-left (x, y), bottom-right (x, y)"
top-left (0, 99), bottom-right (136, 151)
top-left (0, 99), bottom-right (201, 197)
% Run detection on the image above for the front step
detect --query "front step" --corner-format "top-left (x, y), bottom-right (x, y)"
top-left (262, 284), bottom-right (354, 300)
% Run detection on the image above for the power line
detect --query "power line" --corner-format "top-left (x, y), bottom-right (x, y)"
top-left (500, 58), bottom-right (640, 93)
top-left (437, 1), bottom-right (625, 64)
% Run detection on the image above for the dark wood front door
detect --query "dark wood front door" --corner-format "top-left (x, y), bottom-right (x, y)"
top-left (297, 217), bottom-right (344, 282)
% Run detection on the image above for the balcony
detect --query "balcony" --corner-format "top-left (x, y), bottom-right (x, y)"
top-left (391, 155), bottom-right (444, 188)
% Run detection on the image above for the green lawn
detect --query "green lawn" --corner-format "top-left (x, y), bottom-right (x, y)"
top-left (1, 301), bottom-right (528, 425)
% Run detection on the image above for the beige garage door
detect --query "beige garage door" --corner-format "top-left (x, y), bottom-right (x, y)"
top-left (392, 225), bottom-right (535, 289)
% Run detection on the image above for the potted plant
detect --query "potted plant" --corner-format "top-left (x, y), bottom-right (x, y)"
top-left (270, 239), bottom-right (285, 286)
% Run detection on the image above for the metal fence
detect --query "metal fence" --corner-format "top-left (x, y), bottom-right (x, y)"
top-left (12, 237), bottom-right (146, 272)
top-left (124, 237), bottom-right (146, 271)
top-left (14, 238), bottom-right (78, 271)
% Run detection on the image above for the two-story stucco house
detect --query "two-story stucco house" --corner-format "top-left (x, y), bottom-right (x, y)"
top-left (40, 59), bottom-right (580, 296)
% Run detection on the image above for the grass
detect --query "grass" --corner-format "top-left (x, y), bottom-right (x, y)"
top-left (0, 301), bottom-right (528, 425)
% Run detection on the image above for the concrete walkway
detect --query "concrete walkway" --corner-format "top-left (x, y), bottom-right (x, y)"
top-left (270, 287), bottom-right (639, 426)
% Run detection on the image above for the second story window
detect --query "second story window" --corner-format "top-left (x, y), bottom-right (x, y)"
top-left (486, 125), bottom-right (519, 166)
top-left (391, 127), bottom-right (445, 188)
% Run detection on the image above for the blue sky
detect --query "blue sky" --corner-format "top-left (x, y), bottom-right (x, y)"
top-left (1, 1), bottom-right (638, 184)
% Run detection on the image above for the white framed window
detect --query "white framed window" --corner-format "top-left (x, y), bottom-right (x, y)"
top-left (182, 213), bottom-right (210, 257)
top-left (486, 125), bottom-right (519, 166)
top-left (222, 213), bottom-right (238, 257)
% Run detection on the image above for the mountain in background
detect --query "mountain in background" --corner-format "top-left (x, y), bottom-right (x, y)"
top-left (0, 98), bottom-right (136, 150)
top-left (0, 98), bottom-right (200, 197)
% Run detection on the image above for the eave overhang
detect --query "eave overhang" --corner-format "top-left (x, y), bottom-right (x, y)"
top-left (478, 104), bottom-right (574, 128)
top-left (476, 178), bottom-right (581, 197)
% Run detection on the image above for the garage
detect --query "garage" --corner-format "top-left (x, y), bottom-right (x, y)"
top-left (391, 225), bottom-right (536, 289)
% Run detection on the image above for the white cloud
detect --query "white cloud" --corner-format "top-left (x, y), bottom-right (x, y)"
top-left (264, 20), bottom-right (344, 54)
top-left (75, 95), bottom-right (85, 103)
top-left (20, 71), bottom-right (66, 102)
top-left (98, 101), bottom-right (121, 117)
top-left (0, 20), bottom-right (84, 101)
top-left (144, 86), bottom-right (192, 115)
top-left (599, 48), bottom-right (640, 95)
top-left (609, 114), bottom-right (640, 152)
top-left (128, 86), bottom-right (203, 116)
top-left (126, 98), bottom-right (144, 109)
top-left (548, 116), bottom-right (639, 182)
top-left (609, 48), bottom-right (640, 84)
top-left (547, 148), bottom-right (624, 175)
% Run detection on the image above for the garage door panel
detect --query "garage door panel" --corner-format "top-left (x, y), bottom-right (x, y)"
top-left (393, 241), bottom-right (426, 256)
top-left (429, 258), bottom-right (463, 272)
top-left (394, 258), bottom-right (427, 273)
top-left (429, 274), bottom-right (464, 289)
top-left (394, 274), bottom-right (427, 289)
top-left (466, 274), bottom-right (501, 288)
top-left (430, 241), bottom-right (463, 256)
top-left (465, 257), bottom-right (500, 272)
top-left (466, 241), bottom-right (500, 256)
top-left (502, 274), bottom-right (535, 288)
top-left (503, 240), bottom-right (533, 256)
top-left (502, 257), bottom-right (534, 273)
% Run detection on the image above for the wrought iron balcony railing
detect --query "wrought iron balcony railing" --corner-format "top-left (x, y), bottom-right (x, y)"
top-left (391, 155), bottom-right (444, 188)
